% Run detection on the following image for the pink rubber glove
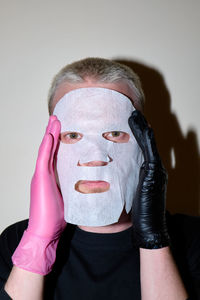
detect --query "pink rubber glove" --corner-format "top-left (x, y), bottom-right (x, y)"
top-left (12, 116), bottom-right (66, 275)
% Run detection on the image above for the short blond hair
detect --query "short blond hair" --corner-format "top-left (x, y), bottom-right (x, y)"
top-left (48, 57), bottom-right (145, 114)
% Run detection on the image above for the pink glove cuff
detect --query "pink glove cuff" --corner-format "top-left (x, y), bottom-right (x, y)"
top-left (12, 230), bottom-right (59, 275)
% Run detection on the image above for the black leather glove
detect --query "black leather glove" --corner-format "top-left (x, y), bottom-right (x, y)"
top-left (128, 110), bottom-right (170, 249)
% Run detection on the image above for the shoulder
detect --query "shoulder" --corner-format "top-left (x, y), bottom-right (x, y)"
top-left (0, 220), bottom-right (28, 263)
top-left (0, 220), bottom-right (28, 289)
top-left (1, 220), bottom-right (28, 243)
top-left (1, 219), bottom-right (28, 236)
top-left (167, 212), bottom-right (200, 259)
top-left (167, 212), bottom-right (200, 248)
top-left (167, 212), bottom-right (200, 296)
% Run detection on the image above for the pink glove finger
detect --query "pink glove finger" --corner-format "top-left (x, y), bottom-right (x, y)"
top-left (49, 119), bottom-right (61, 170)
top-left (35, 133), bottom-right (53, 174)
top-left (35, 116), bottom-right (59, 173)
top-left (46, 115), bottom-right (58, 134)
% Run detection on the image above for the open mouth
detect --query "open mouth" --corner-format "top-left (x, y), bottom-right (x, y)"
top-left (74, 180), bottom-right (110, 194)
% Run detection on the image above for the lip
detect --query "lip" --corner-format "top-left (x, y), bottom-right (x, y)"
top-left (75, 180), bottom-right (110, 194)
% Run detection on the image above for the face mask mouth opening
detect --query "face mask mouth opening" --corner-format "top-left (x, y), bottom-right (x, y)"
top-left (74, 180), bottom-right (110, 194)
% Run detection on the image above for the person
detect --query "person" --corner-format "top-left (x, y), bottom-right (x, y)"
top-left (0, 57), bottom-right (199, 300)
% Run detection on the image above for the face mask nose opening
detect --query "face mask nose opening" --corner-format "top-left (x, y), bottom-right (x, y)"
top-left (77, 155), bottom-right (113, 167)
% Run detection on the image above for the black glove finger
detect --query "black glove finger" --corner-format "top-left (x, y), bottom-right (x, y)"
top-left (144, 128), bottom-right (161, 163)
top-left (128, 110), bottom-right (147, 153)
top-left (128, 110), bottom-right (160, 163)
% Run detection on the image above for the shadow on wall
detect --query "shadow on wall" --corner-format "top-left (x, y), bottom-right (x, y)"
top-left (116, 59), bottom-right (200, 216)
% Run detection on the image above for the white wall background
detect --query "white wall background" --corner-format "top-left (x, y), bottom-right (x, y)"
top-left (0, 0), bottom-right (199, 233)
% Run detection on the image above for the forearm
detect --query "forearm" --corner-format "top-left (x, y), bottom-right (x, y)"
top-left (140, 246), bottom-right (188, 300)
top-left (4, 266), bottom-right (44, 300)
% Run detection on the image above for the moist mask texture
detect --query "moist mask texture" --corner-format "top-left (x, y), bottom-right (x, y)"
top-left (53, 87), bottom-right (143, 226)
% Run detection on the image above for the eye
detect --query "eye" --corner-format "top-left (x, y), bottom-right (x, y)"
top-left (60, 131), bottom-right (83, 144)
top-left (102, 131), bottom-right (130, 143)
top-left (111, 131), bottom-right (121, 137)
top-left (69, 132), bottom-right (79, 139)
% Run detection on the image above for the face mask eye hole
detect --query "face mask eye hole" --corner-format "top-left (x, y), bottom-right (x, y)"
top-left (102, 131), bottom-right (130, 143)
top-left (60, 131), bottom-right (83, 144)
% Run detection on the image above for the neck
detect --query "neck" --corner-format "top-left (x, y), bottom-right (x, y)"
top-left (78, 208), bottom-right (133, 233)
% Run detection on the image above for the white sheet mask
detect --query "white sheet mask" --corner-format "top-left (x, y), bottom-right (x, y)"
top-left (53, 88), bottom-right (144, 226)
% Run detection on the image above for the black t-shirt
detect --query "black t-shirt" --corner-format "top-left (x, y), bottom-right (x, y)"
top-left (0, 213), bottom-right (200, 299)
